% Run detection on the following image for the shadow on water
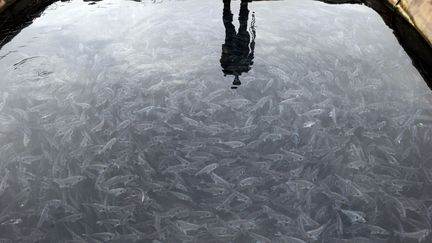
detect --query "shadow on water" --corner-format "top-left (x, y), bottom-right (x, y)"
top-left (220, 0), bottom-right (256, 89)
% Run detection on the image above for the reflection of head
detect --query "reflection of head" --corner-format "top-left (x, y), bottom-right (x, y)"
top-left (233, 75), bottom-right (241, 86)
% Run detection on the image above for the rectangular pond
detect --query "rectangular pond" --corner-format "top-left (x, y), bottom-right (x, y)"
top-left (0, 0), bottom-right (432, 242)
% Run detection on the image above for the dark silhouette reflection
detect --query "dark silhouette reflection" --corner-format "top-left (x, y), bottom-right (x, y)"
top-left (220, 0), bottom-right (256, 89)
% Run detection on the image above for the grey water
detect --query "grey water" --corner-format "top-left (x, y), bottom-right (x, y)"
top-left (0, 0), bottom-right (432, 242)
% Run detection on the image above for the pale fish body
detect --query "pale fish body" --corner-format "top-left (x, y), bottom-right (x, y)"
top-left (53, 176), bottom-right (86, 188)
top-left (195, 163), bottom-right (218, 176)
top-left (340, 209), bottom-right (366, 223)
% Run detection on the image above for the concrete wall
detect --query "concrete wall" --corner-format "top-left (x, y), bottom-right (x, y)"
top-left (0, 0), bottom-right (15, 12)
top-left (388, 0), bottom-right (432, 47)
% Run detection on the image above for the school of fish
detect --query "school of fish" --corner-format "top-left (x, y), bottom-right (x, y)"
top-left (0, 0), bottom-right (432, 242)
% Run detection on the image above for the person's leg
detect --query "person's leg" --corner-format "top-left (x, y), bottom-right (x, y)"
top-left (238, 1), bottom-right (249, 32)
top-left (223, 0), bottom-right (231, 8)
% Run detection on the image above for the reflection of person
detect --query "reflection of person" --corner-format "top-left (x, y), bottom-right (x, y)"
top-left (220, 0), bottom-right (256, 89)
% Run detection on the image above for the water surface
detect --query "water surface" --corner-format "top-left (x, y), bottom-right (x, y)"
top-left (0, 0), bottom-right (432, 242)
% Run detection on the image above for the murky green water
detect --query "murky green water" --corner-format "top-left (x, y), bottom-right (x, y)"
top-left (0, 0), bottom-right (431, 242)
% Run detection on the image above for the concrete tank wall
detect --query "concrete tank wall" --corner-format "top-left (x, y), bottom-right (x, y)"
top-left (388, 0), bottom-right (432, 47)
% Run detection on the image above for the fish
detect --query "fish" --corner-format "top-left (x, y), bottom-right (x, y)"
top-left (395, 229), bottom-right (431, 242)
top-left (286, 180), bottom-right (315, 190)
top-left (162, 164), bottom-right (189, 175)
top-left (181, 115), bottom-right (200, 127)
top-left (329, 107), bottom-right (337, 125)
top-left (135, 122), bottom-right (154, 133)
top-left (216, 193), bottom-right (237, 211)
top-left (98, 219), bottom-right (124, 228)
top-left (210, 173), bottom-right (233, 188)
top-left (175, 220), bottom-right (206, 234)
top-left (303, 120), bottom-right (318, 128)
top-left (205, 89), bottom-right (227, 102)
top-left (107, 187), bottom-right (127, 197)
top-left (225, 166), bottom-right (246, 181)
top-left (225, 98), bottom-right (250, 109)
top-left (226, 219), bottom-right (256, 230)
top-left (302, 108), bottom-right (325, 117)
top-left (87, 232), bottom-right (119, 241)
top-left (249, 232), bottom-right (272, 243)
top-left (101, 174), bottom-right (137, 189)
top-left (190, 210), bottom-right (213, 219)
top-left (161, 207), bottom-right (190, 218)
top-left (53, 176), bottom-right (86, 188)
top-left (276, 235), bottom-right (306, 243)
top-left (248, 96), bottom-right (273, 113)
top-left (91, 118), bottom-right (105, 133)
top-left (58, 213), bottom-right (84, 223)
top-left (366, 225), bottom-right (389, 235)
top-left (262, 78), bottom-right (275, 94)
top-left (262, 205), bottom-right (294, 225)
top-left (170, 191), bottom-right (193, 202)
top-left (196, 185), bottom-right (227, 196)
top-left (347, 148), bottom-right (369, 164)
top-left (281, 149), bottom-right (305, 161)
top-left (1, 218), bottom-right (23, 225)
top-left (219, 141), bottom-right (245, 148)
top-left (98, 137), bottom-right (117, 154)
top-left (0, 169), bottom-right (10, 196)
top-left (239, 177), bottom-right (260, 187)
top-left (207, 226), bottom-right (236, 237)
top-left (306, 223), bottom-right (328, 240)
top-left (195, 163), bottom-right (218, 176)
top-left (117, 119), bottom-right (131, 131)
top-left (263, 153), bottom-right (284, 161)
top-left (340, 209), bottom-right (366, 223)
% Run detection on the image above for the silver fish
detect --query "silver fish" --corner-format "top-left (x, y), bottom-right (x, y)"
top-left (249, 232), bottom-right (271, 243)
top-left (1, 218), bottom-right (23, 225)
top-left (117, 119), bottom-right (131, 131)
top-left (88, 232), bottom-right (118, 241)
top-left (53, 176), bottom-right (86, 188)
top-left (96, 219), bottom-right (122, 227)
top-left (286, 180), bottom-right (315, 190)
top-left (239, 177), bottom-right (260, 187)
top-left (170, 191), bottom-right (193, 202)
top-left (91, 118), bottom-right (105, 133)
top-left (281, 149), bottom-right (304, 161)
top-left (162, 164), bottom-right (189, 175)
top-left (395, 229), bottom-right (430, 242)
top-left (98, 137), bottom-right (117, 154)
top-left (220, 141), bottom-right (245, 148)
top-left (340, 209), bottom-right (366, 223)
top-left (101, 174), bottom-right (137, 189)
top-left (226, 219), bottom-right (256, 230)
top-left (195, 163), bottom-right (218, 176)
top-left (210, 173), bottom-right (232, 188)
top-left (306, 223), bottom-right (327, 240)
top-left (58, 213), bottom-right (84, 223)
top-left (0, 169), bottom-right (10, 197)
top-left (107, 188), bottom-right (127, 197)
top-left (175, 220), bottom-right (205, 234)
